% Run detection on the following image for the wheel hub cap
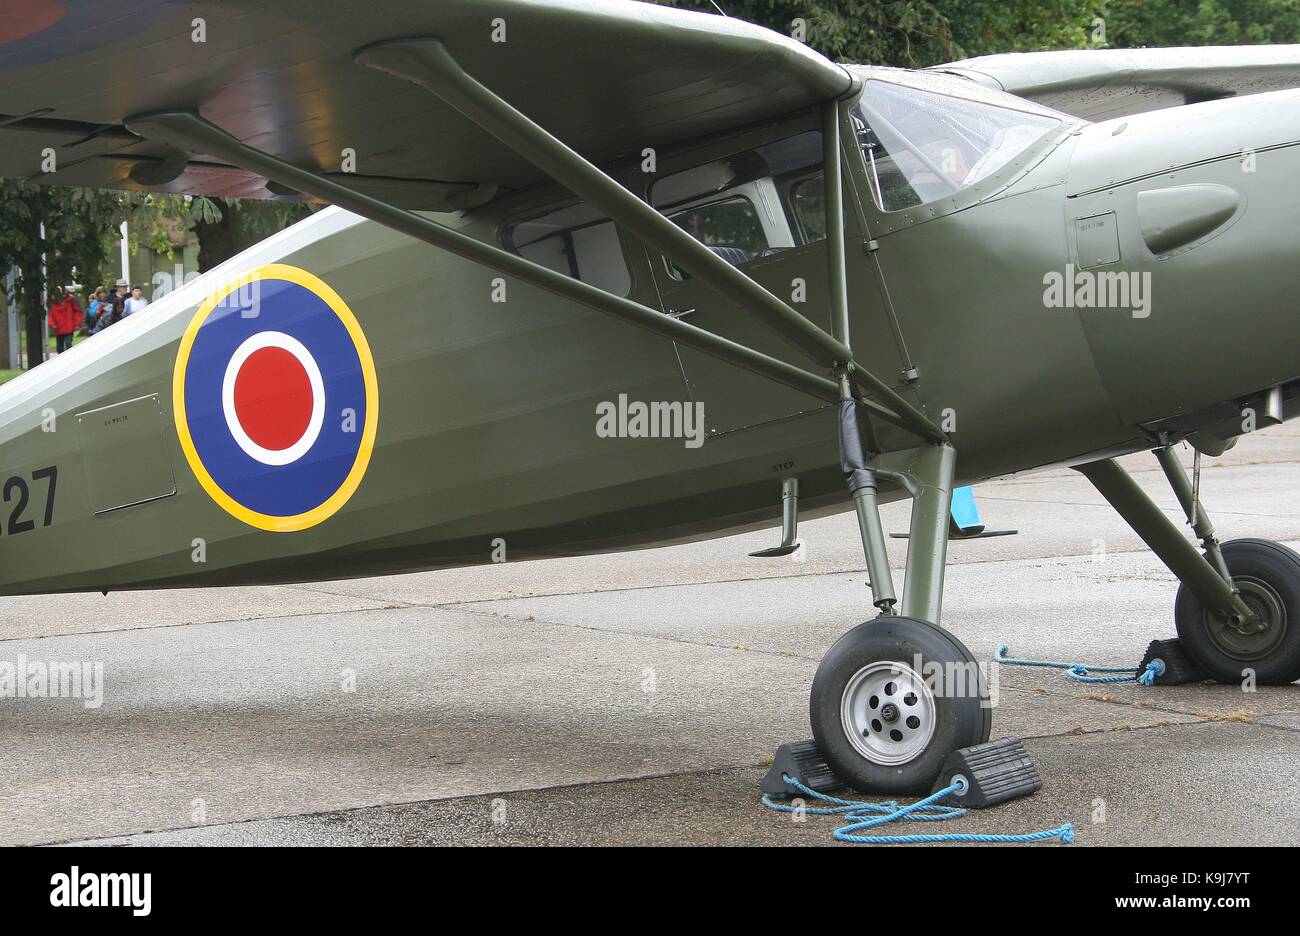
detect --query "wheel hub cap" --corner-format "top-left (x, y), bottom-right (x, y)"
top-left (1206, 575), bottom-right (1287, 661)
top-left (840, 660), bottom-right (937, 767)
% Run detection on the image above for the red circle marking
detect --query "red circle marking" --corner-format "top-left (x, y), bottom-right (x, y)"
top-left (233, 346), bottom-right (313, 452)
top-left (0, 0), bottom-right (65, 44)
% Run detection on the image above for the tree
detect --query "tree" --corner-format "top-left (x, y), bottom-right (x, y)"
top-left (0, 183), bottom-right (115, 368)
top-left (0, 181), bottom-right (313, 367)
top-left (1098, 0), bottom-right (1300, 48)
top-left (0, 182), bottom-right (194, 367)
top-left (651, 0), bottom-right (1300, 64)
top-left (650, 0), bottom-right (1090, 64)
top-left (655, 0), bottom-right (959, 65)
top-left (189, 197), bottom-right (317, 273)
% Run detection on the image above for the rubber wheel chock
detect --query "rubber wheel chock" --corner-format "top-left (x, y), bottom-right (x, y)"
top-left (1138, 638), bottom-right (1210, 685)
top-left (930, 737), bottom-right (1041, 809)
top-left (760, 740), bottom-right (841, 799)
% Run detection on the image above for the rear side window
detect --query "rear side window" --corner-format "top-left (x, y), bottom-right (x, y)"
top-left (505, 202), bottom-right (631, 297)
top-left (668, 196), bottom-right (769, 260)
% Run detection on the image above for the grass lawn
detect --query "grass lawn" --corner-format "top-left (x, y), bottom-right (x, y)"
top-left (48, 333), bottom-right (89, 353)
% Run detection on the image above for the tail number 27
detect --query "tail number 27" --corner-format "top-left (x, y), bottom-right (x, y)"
top-left (3, 466), bottom-right (57, 535)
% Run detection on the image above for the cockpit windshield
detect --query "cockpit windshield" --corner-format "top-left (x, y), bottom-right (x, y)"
top-left (853, 77), bottom-right (1064, 212)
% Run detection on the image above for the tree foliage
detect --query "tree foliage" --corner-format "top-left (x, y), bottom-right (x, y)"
top-left (188, 197), bottom-right (317, 273)
top-left (0, 180), bottom-right (313, 365)
top-left (653, 0), bottom-right (1300, 63)
top-left (0, 182), bottom-right (192, 364)
top-left (1099, 0), bottom-right (1300, 48)
top-left (0, 182), bottom-right (192, 304)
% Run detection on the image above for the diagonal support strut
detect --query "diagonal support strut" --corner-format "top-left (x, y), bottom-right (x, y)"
top-left (125, 109), bottom-right (865, 412)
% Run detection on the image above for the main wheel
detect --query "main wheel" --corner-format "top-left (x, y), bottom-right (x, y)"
top-left (810, 616), bottom-right (990, 795)
top-left (1175, 538), bottom-right (1300, 685)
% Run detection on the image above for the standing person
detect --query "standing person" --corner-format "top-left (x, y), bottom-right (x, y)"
top-left (47, 288), bottom-right (81, 354)
top-left (95, 281), bottom-right (127, 333)
top-left (85, 287), bottom-right (108, 331)
top-left (123, 285), bottom-right (149, 317)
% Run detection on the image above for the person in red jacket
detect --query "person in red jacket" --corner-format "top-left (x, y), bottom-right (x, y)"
top-left (47, 289), bottom-right (82, 354)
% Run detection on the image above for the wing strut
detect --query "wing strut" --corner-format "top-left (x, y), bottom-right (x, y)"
top-left (351, 37), bottom-right (945, 445)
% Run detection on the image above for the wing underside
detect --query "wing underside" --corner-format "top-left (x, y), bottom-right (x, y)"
top-left (0, 0), bottom-right (852, 208)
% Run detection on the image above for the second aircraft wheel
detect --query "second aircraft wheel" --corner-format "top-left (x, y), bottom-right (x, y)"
top-left (1175, 538), bottom-right (1300, 685)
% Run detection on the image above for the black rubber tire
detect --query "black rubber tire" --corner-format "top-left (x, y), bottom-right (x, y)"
top-left (810, 616), bottom-right (990, 795)
top-left (1175, 538), bottom-right (1300, 685)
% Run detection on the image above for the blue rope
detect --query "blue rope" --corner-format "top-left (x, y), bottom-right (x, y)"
top-left (996, 644), bottom-right (1164, 685)
top-left (764, 775), bottom-right (1074, 845)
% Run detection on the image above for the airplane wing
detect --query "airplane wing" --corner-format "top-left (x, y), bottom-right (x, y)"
top-left (0, 0), bottom-right (853, 208)
top-left (934, 45), bottom-right (1300, 121)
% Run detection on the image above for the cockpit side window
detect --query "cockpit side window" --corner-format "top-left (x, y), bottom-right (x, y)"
top-left (854, 79), bottom-right (1061, 212)
top-left (651, 130), bottom-right (824, 278)
top-left (788, 175), bottom-right (827, 242)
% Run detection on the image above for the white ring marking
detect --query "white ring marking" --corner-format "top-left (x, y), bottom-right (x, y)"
top-left (222, 331), bottom-right (325, 466)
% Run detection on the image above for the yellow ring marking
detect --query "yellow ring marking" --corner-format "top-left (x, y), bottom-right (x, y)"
top-left (172, 263), bottom-right (379, 532)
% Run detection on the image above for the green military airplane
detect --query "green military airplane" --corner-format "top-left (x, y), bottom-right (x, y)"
top-left (2, 0), bottom-right (1299, 794)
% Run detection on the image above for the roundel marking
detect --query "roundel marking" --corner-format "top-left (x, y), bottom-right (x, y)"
top-left (172, 264), bottom-right (379, 532)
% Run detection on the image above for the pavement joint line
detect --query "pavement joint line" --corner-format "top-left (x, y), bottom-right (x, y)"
top-left (40, 762), bottom-right (771, 848)
top-left (0, 601), bottom-right (397, 645)
top-left (295, 577), bottom-right (865, 607)
top-left (989, 459), bottom-right (1297, 488)
top-left (998, 681), bottom-right (1289, 722)
top-left (975, 493), bottom-right (1300, 522)
top-left (447, 574), bottom-right (872, 605)
top-left (1252, 717), bottom-right (1300, 734)
top-left (422, 602), bottom-right (824, 662)
top-left (1014, 715), bottom-right (1225, 742)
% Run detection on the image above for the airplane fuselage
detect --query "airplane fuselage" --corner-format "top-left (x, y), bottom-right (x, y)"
top-left (0, 70), bottom-right (1296, 596)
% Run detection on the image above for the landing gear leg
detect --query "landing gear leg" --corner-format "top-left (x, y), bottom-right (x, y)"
top-left (836, 399), bottom-right (961, 623)
top-left (810, 400), bottom-right (989, 794)
top-left (1077, 451), bottom-right (1300, 685)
